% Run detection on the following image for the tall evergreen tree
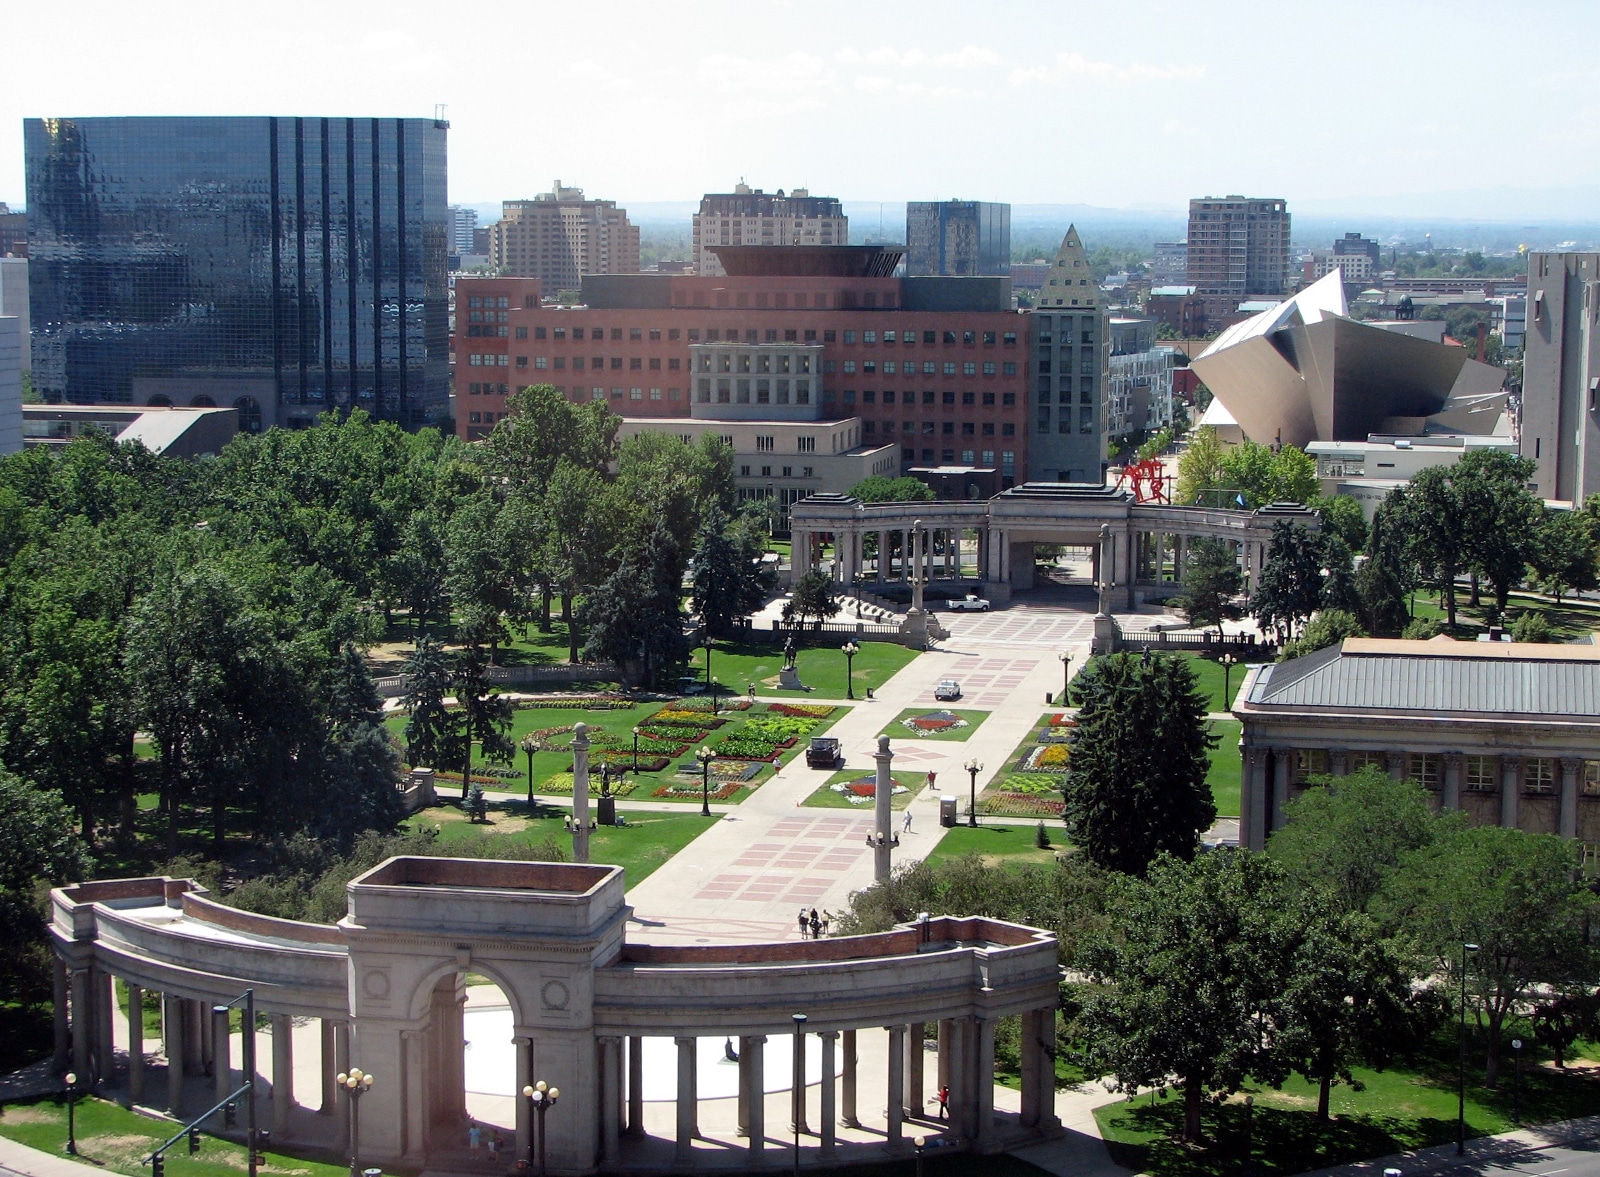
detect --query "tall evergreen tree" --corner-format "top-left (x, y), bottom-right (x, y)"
top-left (1174, 536), bottom-right (1242, 637)
top-left (691, 503), bottom-right (768, 635)
top-left (1251, 520), bottom-right (1325, 642)
top-left (401, 637), bottom-right (453, 773)
top-left (581, 518), bottom-right (688, 688)
top-left (1357, 492), bottom-right (1414, 637)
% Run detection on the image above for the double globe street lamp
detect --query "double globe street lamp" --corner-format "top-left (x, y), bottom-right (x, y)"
top-left (696, 745), bottom-right (716, 818)
top-left (841, 641), bottom-right (859, 700)
top-left (521, 1080), bottom-right (560, 1177)
top-left (964, 758), bottom-right (983, 828)
top-left (336, 1067), bottom-right (374, 1177)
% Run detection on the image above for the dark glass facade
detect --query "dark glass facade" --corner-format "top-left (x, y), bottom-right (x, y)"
top-left (25, 116), bottom-right (449, 429)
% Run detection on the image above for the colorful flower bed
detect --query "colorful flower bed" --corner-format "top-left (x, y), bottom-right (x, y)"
top-left (650, 709), bottom-right (728, 729)
top-left (828, 776), bottom-right (911, 805)
top-left (652, 779), bottom-right (745, 801)
top-left (1021, 744), bottom-right (1071, 772)
top-left (665, 697), bottom-right (752, 713)
top-left (512, 696), bottom-right (632, 710)
top-left (742, 714), bottom-right (821, 741)
top-left (768, 703), bottom-right (836, 719)
top-left (675, 758), bottom-right (763, 782)
top-left (900, 709), bottom-right (970, 736)
top-left (1047, 713), bottom-right (1079, 728)
top-left (539, 772), bottom-right (639, 798)
top-left (1003, 773), bottom-right (1066, 796)
top-left (712, 732), bottom-right (797, 760)
top-left (584, 752), bottom-right (672, 773)
top-left (982, 792), bottom-right (1064, 817)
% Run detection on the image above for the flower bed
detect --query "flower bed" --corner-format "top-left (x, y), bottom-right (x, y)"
top-left (742, 714), bottom-right (820, 741)
top-left (982, 792), bottom-right (1064, 817)
top-left (653, 780), bottom-right (745, 801)
top-left (583, 752), bottom-right (672, 773)
top-left (512, 696), bottom-right (632, 710)
top-left (768, 703), bottom-right (836, 719)
top-left (1046, 713), bottom-right (1079, 728)
top-left (900, 709), bottom-right (970, 736)
top-left (539, 772), bottom-right (639, 798)
top-left (1021, 744), bottom-right (1071, 772)
top-left (665, 697), bottom-right (752, 713)
top-left (675, 759), bottom-right (763, 782)
top-left (712, 732), bottom-right (797, 760)
top-left (650, 709), bottom-right (728, 728)
top-left (436, 770), bottom-right (514, 788)
top-left (1003, 773), bottom-right (1066, 797)
top-left (828, 776), bottom-right (911, 805)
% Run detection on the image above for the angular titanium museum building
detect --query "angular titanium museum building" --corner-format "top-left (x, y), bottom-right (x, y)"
top-left (1190, 272), bottom-right (1507, 449)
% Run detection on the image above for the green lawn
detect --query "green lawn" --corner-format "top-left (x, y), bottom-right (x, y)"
top-left (805, 769), bottom-right (927, 810)
top-left (690, 637), bottom-right (918, 698)
top-left (975, 712), bottom-right (1069, 820)
top-left (1207, 719), bottom-right (1242, 818)
top-left (1094, 1029), bottom-right (1600, 1177)
top-left (881, 707), bottom-right (989, 742)
top-left (0, 1095), bottom-right (349, 1177)
top-left (1410, 589), bottom-right (1600, 641)
top-left (924, 823), bottom-right (1061, 867)
top-left (1168, 650), bottom-right (1263, 713)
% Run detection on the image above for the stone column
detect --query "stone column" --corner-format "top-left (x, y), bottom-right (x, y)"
top-left (1271, 749), bottom-right (1291, 832)
top-left (1329, 748), bottom-right (1349, 777)
top-left (333, 1021), bottom-right (351, 1153)
top-left (903, 1023), bottom-right (924, 1118)
top-left (319, 1019), bottom-right (337, 1114)
top-left (213, 1005), bottom-right (232, 1108)
top-left (164, 993), bottom-right (185, 1115)
top-left (571, 723), bottom-right (591, 863)
top-left (626, 1037), bottom-right (644, 1138)
top-left (876, 530), bottom-right (887, 582)
top-left (873, 735), bottom-right (895, 882)
top-left (1443, 754), bottom-right (1464, 811)
top-left (792, 530), bottom-right (811, 582)
top-left (936, 1019), bottom-right (952, 1095)
top-left (513, 1035), bottom-right (532, 1164)
top-left (674, 1036), bottom-right (696, 1163)
top-left (1242, 745), bottom-right (1268, 852)
top-left (974, 1016), bottom-right (996, 1151)
top-left (948, 1017), bottom-right (971, 1141)
top-left (885, 1025), bottom-right (905, 1150)
top-left (600, 1036), bottom-right (622, 1166)
top-left (840, 1030), bottom-right (858, 1127)
top-left (127, 983), bottom-right (145, 1104)
top-left (69, 968), bottom-right (91, 1081)
top-left (1562, 758), bottom-right (1581, 839)
top-left (271, 1014), bottom-right (294, 1138)
top-left (737, 1038), bottom-right (751, 1138)
top-left (1018, 1011), bottom-right (1040, 1128)
top-left (745, 1035), bottom-right (765, 1161)
top-left (1501, 756), bottom-right (1522, 829)
top-left (94, 969), bottom-right (115, 1086)
top-left (818, 1031), bottom-right (838, 1159)
top-left (52, 955), bottom-right (69, 1069)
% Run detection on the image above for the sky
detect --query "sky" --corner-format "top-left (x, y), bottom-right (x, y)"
top-left (3, 0), bottom-right (1598, 219)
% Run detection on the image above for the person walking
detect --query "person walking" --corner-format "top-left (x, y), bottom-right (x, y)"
top-left (936, 1085), bottom-right (950, 1120)
top-left (902, 808), bottom-right (913, 834)
top-left (821, 911), bottom-right (831, 937)
top-left (468, 1123), bottom-right (481, 1151)
top-left (798, 907), bottom-right (810, 937)
top-left (809, 910), bottom-right (822, 940)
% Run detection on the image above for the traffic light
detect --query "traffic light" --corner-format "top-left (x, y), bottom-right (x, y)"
top-left (151, 1154), bottom-right (165, 1177)
top-left (187, 1128), bottom-right (201, 1155)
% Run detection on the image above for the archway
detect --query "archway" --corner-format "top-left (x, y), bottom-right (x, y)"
top-left (146, 394), bottom-right (172, 407)
top-left (233, 395), bottom-right (263, 433)
top-left (458, 973), bottom-right (519, 1160)
top-left (190, 395), bottom-right (217, 407)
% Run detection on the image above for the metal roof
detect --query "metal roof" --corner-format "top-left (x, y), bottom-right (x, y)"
top-left (1242, 639), bottom-right (1600, 718)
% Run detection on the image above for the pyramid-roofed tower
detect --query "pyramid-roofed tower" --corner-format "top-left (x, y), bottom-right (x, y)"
top-left (1039, 225), bottom-right (1100, 309)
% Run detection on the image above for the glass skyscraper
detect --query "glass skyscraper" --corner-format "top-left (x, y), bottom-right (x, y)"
top-left (24, 116), bottom-right (449, 430)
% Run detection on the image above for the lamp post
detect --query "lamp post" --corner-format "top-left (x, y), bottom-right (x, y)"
top-left (697, 746), bottom-right (715, 817)
top-left (914, 1136), bottom-right (927, 1177)
top-left (335, 1067), bottom-right (374, 1177)
top-left (1511, 1038), bottom-right (1522, 1124)
top-left (711, 677), bottom-right (721, 716)
top-left (631, 727), bottom-right (641, 774)
top-left (964, 758), bottom-right (982, 828)
top-left (521, 1080), bottom-right (559, 1177)
top-left (842, 641), bottom-right (859, 700)
top-left (703, 635), bottom-right (714, 697)
top-left (791, 1013), bottom-right (808, 1176)
top-left (1058, 652), bottom-right (1073, 706)
top-left (1458, 942), bottom-right (1480, 1155)
top-left (520, 734), bottom-right (538, 807)
top-left (64, 1071), bottom-right (78, 1155)
top-left (1218, 652), bottom-right (1240, 710)
top-left (1241, 1094), bottom-right (1254, 1177)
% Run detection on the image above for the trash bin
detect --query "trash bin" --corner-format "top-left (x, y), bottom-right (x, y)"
top-left (939, 796), bottom-right (958, 827)
top-left (598, 795), bottom-right (616, 826)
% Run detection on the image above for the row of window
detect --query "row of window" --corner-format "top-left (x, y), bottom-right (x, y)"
top-left (869, 421), bottom-right (1015, 437)
top-left (698, 352), bottom-right (815, 374)
top-left (899, 448), bottom-right (1015, 470)
top-left (739, 464), bottom-right (816, 478)
top-left (836, 359), bottom-right (1014, 376)
top-left (1290, 750), bottom-right (1600, 794)
top-left (1038, 360), bottom-right (1099, 375)
top-left (695, 378), bottom-right (812, 406)
top-left (476, 324), bottom-right (1022, 347)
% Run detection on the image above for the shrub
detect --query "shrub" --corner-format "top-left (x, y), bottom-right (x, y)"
top-left (1512, 610), bottom-right (1554, 643)
top-left (1036, 821), bottom-right (1051, 849)
top-left (1402, 617), bottom-right (1445, 640)
top-left (1278, 608), bottom-right (1364, 662)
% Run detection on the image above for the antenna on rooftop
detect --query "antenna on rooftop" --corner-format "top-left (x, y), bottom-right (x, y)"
top-left (433, 103), bottom-right (449, 128)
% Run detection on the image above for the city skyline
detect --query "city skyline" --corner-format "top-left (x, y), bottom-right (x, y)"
top-left (2, 0), bottom-right (1598, 219)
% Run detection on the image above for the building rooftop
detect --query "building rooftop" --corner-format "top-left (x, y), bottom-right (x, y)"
top-left (708, 245), bottom-right (904, 278)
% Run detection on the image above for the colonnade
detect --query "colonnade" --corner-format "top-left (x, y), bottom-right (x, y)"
top-left (793, 525), bottom-right (981, 588)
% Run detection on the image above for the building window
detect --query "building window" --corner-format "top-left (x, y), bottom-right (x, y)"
top-left (740, 465), bottom-right (751, 477)
top-left (515, 326), bottom-right (528, 339)
top-left (797, 436), bottom-right (815, 453)
top-left (650, 388), bottom-right (662, 400)
top-left (1406, 753), bottom-right (1441, 791)
top-left (802, 466), bottom-right (814, 478)
top-left (981, 450), bottom-right (995, 466)
top-left (516, 356), bottom-right (528, 368)
top-left (1002, 393), bottom-right (1015, 406)
top-left (1525, 757), bottom-right (1556, 794)
top-left (1464, 755), bottom-right (1496, 792)
top-left (1002, 423), bottom-right (1016, 436)
top-left (1294, 750), bottom-right (1328, 783)
top-left (1585, 761), bottom-right (1600, 796)
top-left (756, 436), bottom-right (774, 453)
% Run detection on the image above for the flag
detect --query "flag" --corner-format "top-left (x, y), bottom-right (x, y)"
top-left (1235, 493), bottom-right (1247, 508)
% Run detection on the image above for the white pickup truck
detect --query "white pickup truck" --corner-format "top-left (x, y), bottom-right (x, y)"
top-left (945, 594), bottom-right (991, 612)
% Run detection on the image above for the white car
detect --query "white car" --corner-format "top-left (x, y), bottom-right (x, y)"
top-left (946, 594), bottom-right (991, 612)
top-left (934, 680), bottom-right (963, 701)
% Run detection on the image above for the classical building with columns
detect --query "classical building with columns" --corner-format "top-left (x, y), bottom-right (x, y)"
top-left (1233, 637), bottom-right (1600, 856)
top-left (49, 858), bottom-right (1062, 1174)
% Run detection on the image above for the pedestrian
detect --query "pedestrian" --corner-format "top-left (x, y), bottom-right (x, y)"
top-left (809, 911), bottom-right (822, 939)
top-left (926, 769), bottom-right (937, 790)
top-left (936, 1085), bottom-right (950, 1120)
top-left (748, 682), bottom-right (757, 701)
top-left (902, 808), bottom-right (913, 833)
top-left (488, 1131), bottom-right (502, 1158)
top-left (469, 1122), bottom-right (481, 1151)
top-left (798, 907), bottom-right (809, 937)
top-left (821, 911), bottom-right (831, 937)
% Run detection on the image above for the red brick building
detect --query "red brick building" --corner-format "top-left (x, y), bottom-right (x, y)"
top-left (453, 248), bottom-right (1033, 491)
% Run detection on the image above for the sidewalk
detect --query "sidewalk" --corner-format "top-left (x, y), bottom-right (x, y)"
top-left (1296, 1112), bottom-right (1600, 1176)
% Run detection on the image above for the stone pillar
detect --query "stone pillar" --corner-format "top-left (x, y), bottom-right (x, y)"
top-left (873, 734), bottom-right (896, 882)
top-left (1443, 754), bottom-right (1464, 811)
top-left (840, 1030), bottom-right (859, 1127)
top-left (127, 983), bottom-right (145, 1104)
top-left (885, 1025), bottom-right (905, 1150)
top-left (745, 1035), bottom-right (765, 1161)
top-left (1562, 758), bottom-right (1581, 839)
top-left (319, 1019), bottom-right (337, 1114)
top-left (571, 723), bottom-right (591, 863)
top-left (333, 1021), bottom-right (351, 1153)
top-left (674, 1036), bottom-right (696, 1163)
top-left (948, 1017), bottom-right (971, 1140)
top-left (513, 1035), bottom-right (532, 1165)
top-left (1387, 752), bottom-right (1405, 782)
top-left (1271, 749), bottom-right (1291, 832)
top-left (936, 1019), bottom-right (952, 1095)
top-left (974, 1016), bottom-right (997, 1151)
top-left (1501, 756), bottom-right (1522, 829)
top-left (70, 968), bottom-right (91, 1081)
top-left (94, 969), bottom-right (115, 1086)
top-left (271, 1014), bottom-right (294, 1138)
top-left (792, 531), bottom-right (811, 583)
top-left (876, 531), bottom-right (887, 582)
top-left (600, 1036), bottom-right (622, 1166)
top-left (904, 1023), bottom-right (924, 1118)
top-left (1329, 748), bottom-right (1349, 777)
top-left (818, 1031), bottom-right (838, 1159)
top-left (52, 955), bottom-right (69, 1069)
top-left (626, 1036), bottom-right (644, 1138)
top-left (737, 1038), bottom-right (751, 1138)
top-left (1242, 745), bottom-right (1268, 852)
top-left (213, 1005), bottom-right (232, 1108)
top-left (164, 993), bottom-right (185, 1115)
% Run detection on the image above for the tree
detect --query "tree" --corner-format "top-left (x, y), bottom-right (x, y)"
top-left (1399, 467), bottom-right (1467, 629)
top-left (401, 637), bottom-right (453, 772)
top-left (1063, 652), bottom-right (1216, 876)
top-left (1173, 537), bottom-right (1242, 637)
top-left (846, 475), bottom-right (935, 503)
top-left (0, 767), bottom-right (91, 1013)
top-left (1313, 493), bottom-right (1368, 553)
top-left (785, 569), bottom-right (840, 630)
top-left (1319, 534), bottom-right (1362, 616)
top-left (1379, 825), bottom-right (1596, 1087)
top-left (691, 503), bottom-right (769, 635)
top-left (1251, 520), bottom-right (1325, 641)
top-left (1175, 426), bottom-right (1229, 506)
top-left (1531, 507), bottom-right (1598, 605)
top-left (1267, 767), bottom-right (1442, 914)
top-left (1277, 609), bottom-right (1363, 661)
top-left (1080, 850), bottom-right (1293, 1142)
top-left (1357, 492), bottom-right (1414, 637)
top-left (1532, 990), bottom-right (1600, 1068)
top-left (581, 519), bottom-right (688, 688)
top-left (448, 644), bottom-right (515, 799)
top-left (1457, 449), bottom-right (1542, 613)
top-left (1510, 610), bottom-right (1553, 643)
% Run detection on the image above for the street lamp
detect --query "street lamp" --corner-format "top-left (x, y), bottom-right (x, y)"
top-left (1511, 1038), bottom-right (1523, 1124)
top-left (697, 746), bottom-right (716, 817)
top-left (521, 1080), bottom-right (560, 1177)
top-left (711, 677), bottom-right (721, 716)
top-left (842, 641), bottom-right (859, 700)
top-left (1458, 942), bottom-right (1480, 1155)
top-left (791, 1013), bottom-right (808, 1176)
top-left (703, 634), bottom-right (714, 697)
top-left (914, 1136), bottom-right (927, 1177)
top-left (631, 726), bottom-right (641, 774)
top-left (520, 734), bottom-right (539, 807)
top-left (1218, 651), bottom-right (1240, 710)
top-left (1058, 652), bottom-right (1073, 705)
top-left (335, 1067), bottom-right (374, 1177)
top-left (64, 1071), bottom-right (78, 1155)
top-left (964, 758), bottom-right (983, 828)
top-left (1241, 1093), bottom-right (1254, 1177)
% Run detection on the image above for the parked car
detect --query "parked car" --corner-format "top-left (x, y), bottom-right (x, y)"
top-left (806, 737), bottom-right (842, 769)
top-left (946, 594), bottom-right (991, 612)
top-left (934, 680), bottom-right (962, 701)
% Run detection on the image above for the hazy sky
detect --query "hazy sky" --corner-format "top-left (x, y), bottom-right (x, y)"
top-left (4, 0), bottom-right (1597, 214)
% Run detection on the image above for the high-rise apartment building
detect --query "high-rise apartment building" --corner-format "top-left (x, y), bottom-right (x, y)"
top-left (1333, 232), bottom-right (1382, 266)
top-left (0, 203), bottom-right (25, 257)
top-left (1186, 196), bottom-right (1291, 321)
top-left (24, 116), bottom-right (450, 429)
top-left (488, 183), bottom-right (639, 292)
top-left (693, 184), bottom-right (846, 277)
top-left (1522, 252), bottom-right (1600, 502)
top-left (449, 205), bottom-right (478, 256)
top-left (905, 201), bottom-right (1010, 277)
top-left (1151, 241), bottom-right (1188, 285)
top-left (1027, 227), bottom-right (1107, 483)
